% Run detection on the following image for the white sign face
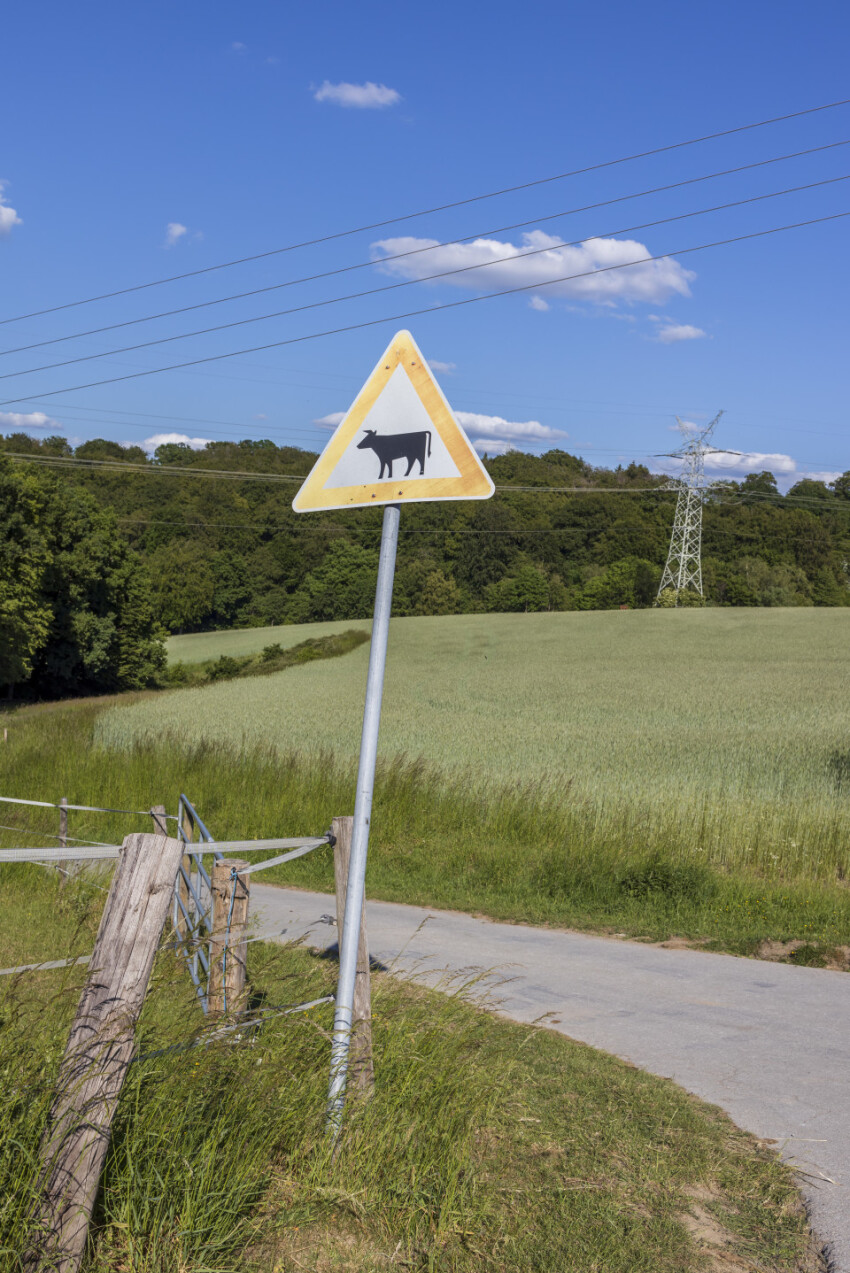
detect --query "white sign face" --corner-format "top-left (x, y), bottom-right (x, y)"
top-left (292, 330), bottom-right (494, 512)
top-left (323, 365), bottom-right (462, 488)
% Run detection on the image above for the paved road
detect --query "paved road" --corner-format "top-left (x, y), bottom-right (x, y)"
top-left (252, 883), bottom-right (849, 1271)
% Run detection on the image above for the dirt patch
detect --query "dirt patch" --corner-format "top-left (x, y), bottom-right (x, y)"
top-left (757, 940), bottom-right (850, 970)
top-left (680, 1184), bottom-right (741, 1271)
top-left (658, 936), bottom-right (714, 951)
top-left (245, 1197), bottom-right (408, 1272)
top-left (680, 1184), bottom-right (828, 1273)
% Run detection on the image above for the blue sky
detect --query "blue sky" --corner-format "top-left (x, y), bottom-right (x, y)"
top-left (1, 0), bottom-right (848, 488)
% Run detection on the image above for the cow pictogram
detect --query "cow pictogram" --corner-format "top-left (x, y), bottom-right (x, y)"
top-left (356, 428), bottom-right (432, 480)
top-left (292, 329), bottom-right (494, 512)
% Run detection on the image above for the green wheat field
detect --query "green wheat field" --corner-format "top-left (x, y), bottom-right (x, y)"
top-left (112, 608), bottom-right (850, 885)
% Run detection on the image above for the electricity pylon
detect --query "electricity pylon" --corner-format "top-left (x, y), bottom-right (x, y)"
top-left (656, 411), bottom-right (724, 605)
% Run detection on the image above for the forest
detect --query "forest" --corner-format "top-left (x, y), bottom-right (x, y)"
top-left (1, 430), bottom-right (848, 695)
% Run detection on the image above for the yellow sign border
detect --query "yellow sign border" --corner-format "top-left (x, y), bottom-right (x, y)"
top-left (292, 330), bottom-right (495, 512)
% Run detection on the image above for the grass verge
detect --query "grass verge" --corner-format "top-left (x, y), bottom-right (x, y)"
top-left (162, 628), bottom-right (370, 689)
top-left (0, 862), bottom-right (823, 1272)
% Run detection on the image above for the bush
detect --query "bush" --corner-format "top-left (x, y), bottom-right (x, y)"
top-left (206, 655), bottom-right (242, 682)
top-left (617, 853), bottom-right (716, 902)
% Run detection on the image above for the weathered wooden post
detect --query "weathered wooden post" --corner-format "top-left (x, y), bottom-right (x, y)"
top-left (208, 858), bottom-right (250, 1017)
top-left (26, 831), bottom-right (184, 1273)
top-left (56, 796), bottom-right (68, 888)
top-left (332, 816), bottom-right (374, 1095)
top-left (150, 804), bottom-right (168, 837)
top-left (175, 800), bottom-right (193, 946)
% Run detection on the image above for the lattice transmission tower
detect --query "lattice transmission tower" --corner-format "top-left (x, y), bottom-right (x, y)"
top-left (656, 411), bottom-right (724, 605)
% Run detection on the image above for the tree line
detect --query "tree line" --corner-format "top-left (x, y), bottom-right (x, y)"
top-left (1, 432), bottom-right (848, 697)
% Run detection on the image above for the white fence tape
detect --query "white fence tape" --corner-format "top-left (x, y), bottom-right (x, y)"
top-left (0, 795), bottom-right (166, 816)
top-left (0, 835), bottom-right (330, 866)
top-left (0, 954), bottom-right (92, 977)
top-left (0, 844), bottom-right (122, 863)
top-left (0, 928), bottom-right (297, 978)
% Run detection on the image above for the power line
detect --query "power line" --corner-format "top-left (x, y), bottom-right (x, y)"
top-left (18, 359), bottom-right (840, 444)
top-left (2, 450), bottom-right (670, 488)
top-left (20, 389), bottom-right (849, 442)
top-left (2, 209), bottom-right (848, 409)
top-left (5, 174), bottom-right (848, 385)
top-left (2, 95), bottom-right (848, 329)
top-left (5, 139), bottom-right (847, 359)
top-left (6, 449), bottom-right (847, 505)
top-left (0, 452), bottom-right (307, 483)
top-left (111, 506), bottom-right (848, 537)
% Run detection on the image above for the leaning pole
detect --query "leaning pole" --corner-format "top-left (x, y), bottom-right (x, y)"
top-left (291, 329), bottom-right (494, 1134)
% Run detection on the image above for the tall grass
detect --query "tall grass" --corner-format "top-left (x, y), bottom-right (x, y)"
top-left (0, 683), bottom-right (827, 1270)
top-left (0, 887), bottom-right (815, 1273)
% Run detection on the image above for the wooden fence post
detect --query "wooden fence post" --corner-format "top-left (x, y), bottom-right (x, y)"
top-left (175, 801), bottom-right (193, 945)
top-left (332, 815), bottom-right (374, 1096)
top-left (208, 859), bottom-right (250, 1017)
top-left (56, 797), bottom-right (68, 889)
top-left (150, 804), bottom-right (168, 837)
top-left (26, 831), bottom-right (184, 1273)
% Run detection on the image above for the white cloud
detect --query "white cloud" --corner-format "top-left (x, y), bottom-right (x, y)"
top-left (427, 359), bottom-right (456, 374)
top-left (314, 412), bottom-right (346, 430)
top-left (371, 230), bottom-right (694, 307)
top-left (706, 450), bottom-right (797, 475)
top-left (254, 412), bottom-right (268, 420)
top-left (313, 80), bottom-right (401, 109)
top-left (0, 183), bottom-right (22, 236)
top-left (314, 408), bottom-right (564, 452)
top-left (143, 432), bottom-right (211, 452)
top-left (164, 222), bottom-right (188, 248)
top-left (455, 412), bottom-right (566, 446)
top-left (529, 296), bottom-right (550, 312)
top-left (471, 438), bottom-right (517, 455)
top-left (232, 41), bottom-right (246, 51)
top-left (0, 410), bottom-right (61, 431)
top-left (795, 470), bottom-right (843, 485)
top-left (655, 323), bottom-right (707, 344)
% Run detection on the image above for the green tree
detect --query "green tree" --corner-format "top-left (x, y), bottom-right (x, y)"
top-left (811, 567), bottom-right (846, 607)
top-left (287, 541), bottom-right (379, 622)
top-left (787, 479), bottom-right (833, 501)
top-left (29, 480), bottom-right (165, 697)
top-left (0, 459), bottom-right (165, 697)
top-left (739, 471), bottom-right (779, 499)
top-left (575, 558), bottom-right (660, 610)
top-left (148, 541), bottom-right (217, 634)
top-left (830, 471), bottom-right (850, 500)
top-left (487, 562), bottom-right (551, 612)
top-left (0, 461), bottom-right (52, 694)
top-left (723, 557), bottom-right (812, 607)
top-left (416, 569), bottom-right (463, 615)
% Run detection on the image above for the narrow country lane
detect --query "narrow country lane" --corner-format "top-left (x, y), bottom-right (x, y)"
top-left (252, 883), bottom-right (850, 1269)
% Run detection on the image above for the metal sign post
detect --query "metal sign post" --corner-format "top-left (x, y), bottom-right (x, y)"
top-left (292, 330), bottom-right (494, 1134)
top-left (326, 503), bottom-right (400, 1131)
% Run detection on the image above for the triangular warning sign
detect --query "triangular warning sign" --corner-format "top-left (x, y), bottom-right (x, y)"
top-left (293, 330), bottom-right (495, 512)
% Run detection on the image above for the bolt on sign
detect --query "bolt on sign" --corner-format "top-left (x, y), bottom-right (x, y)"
top-left (292, 330), bottom-right (494, 1135)
top-left (292, 329), bottom-right (494, 511)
